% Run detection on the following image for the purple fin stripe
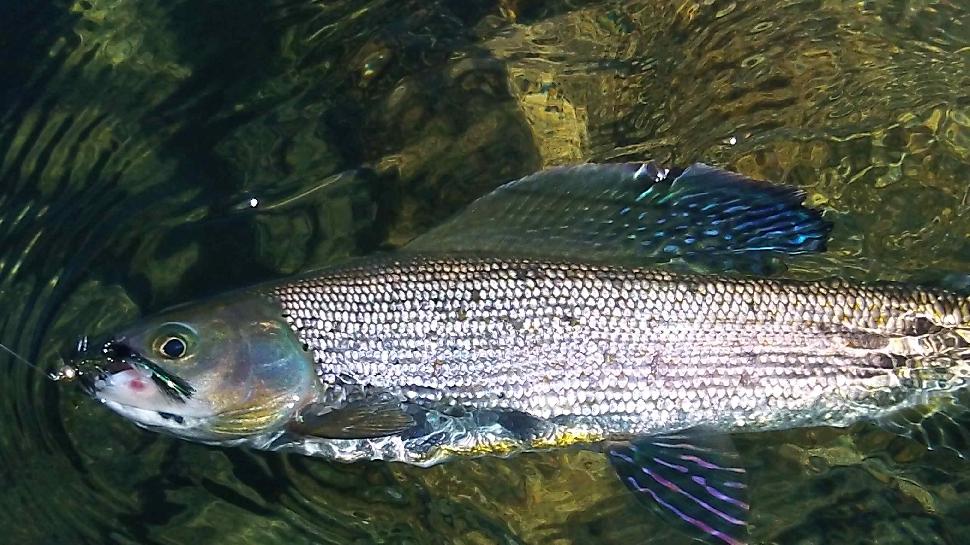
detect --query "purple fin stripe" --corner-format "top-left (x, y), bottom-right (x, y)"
top-left (625, 476), bottom-right (744, 545)
top-left (612, 451), bottom-right (635, 464)
top-left (650, 441), bottom-right (715, 453)
top-left (641, 467), bottom-right (747, 526)
top-left (691, 475), bottom-right (750, 510)
top-left (679, 454), bottom-right (746, 473)
top-left (653, 456), bottom-right (689, 473)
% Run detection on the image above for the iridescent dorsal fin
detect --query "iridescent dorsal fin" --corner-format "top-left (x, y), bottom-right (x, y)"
top-left (405, 162), bottom-right (831, 274)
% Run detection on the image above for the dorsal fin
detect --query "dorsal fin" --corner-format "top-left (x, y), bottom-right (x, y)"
top-left (404, 162), bottom-right (831, 273)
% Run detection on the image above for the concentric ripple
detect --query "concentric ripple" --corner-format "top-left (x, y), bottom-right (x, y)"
top-left (2, 1), bottom-right (970, 544)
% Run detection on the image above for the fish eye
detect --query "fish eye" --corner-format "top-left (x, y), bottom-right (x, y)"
top-left (151, 323), bottom-right (198, 360)
top-left (158, 336), bottom-right (187, 359)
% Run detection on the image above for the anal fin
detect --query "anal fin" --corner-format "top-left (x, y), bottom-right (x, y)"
top-left (607, 428), bottom-right (750, 545)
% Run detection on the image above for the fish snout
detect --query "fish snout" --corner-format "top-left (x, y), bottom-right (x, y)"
top-left (64, 336), bottom-right (140, 394)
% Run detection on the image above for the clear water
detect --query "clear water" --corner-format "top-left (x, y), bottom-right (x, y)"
top-left (2, 1), bottom-right (970, 543)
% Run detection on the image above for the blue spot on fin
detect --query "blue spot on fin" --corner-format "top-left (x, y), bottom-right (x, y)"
top-left (661, 163), bottom-right (830, 255)
top-left (608, 428), bottom-right (750, 545)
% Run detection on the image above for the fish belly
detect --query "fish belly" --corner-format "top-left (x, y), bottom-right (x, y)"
top-left (270, 256), bottom-right (970, 461)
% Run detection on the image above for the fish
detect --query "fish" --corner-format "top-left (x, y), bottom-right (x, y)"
top-left (67, 162), bottom-right (970, 545)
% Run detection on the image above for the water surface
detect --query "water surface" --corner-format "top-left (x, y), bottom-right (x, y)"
top-left (2, 1), bottom-right (970, 543)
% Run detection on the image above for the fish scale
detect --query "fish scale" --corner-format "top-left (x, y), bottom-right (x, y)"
top-left (271, 255), bottom-right (970, 445)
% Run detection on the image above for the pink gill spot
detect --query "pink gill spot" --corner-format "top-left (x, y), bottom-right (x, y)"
top-left (128, 378), bottom-right (147, 392)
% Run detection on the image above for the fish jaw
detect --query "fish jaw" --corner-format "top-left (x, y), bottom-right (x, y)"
top-left (100, 400), bottom-right (209, 432)
top-left (81, 364), bottom-right (222, 439)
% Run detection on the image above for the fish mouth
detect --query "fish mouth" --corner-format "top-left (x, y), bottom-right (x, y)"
top-left (76, 363), bottom-right (207, 432)
top-left (104, 359), bottom-right (134, 375)
top-left (71, 338), bottom-right (133, 395)
top-left (70, 338), bottom-right (196, 402)
top-left (66, 337), bottom-right (210, 434)
top-left (77, 359), bottom-right (136, 397)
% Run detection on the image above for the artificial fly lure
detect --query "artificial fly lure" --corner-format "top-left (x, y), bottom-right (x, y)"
top-left (0, 338), bottom-right (193, 402)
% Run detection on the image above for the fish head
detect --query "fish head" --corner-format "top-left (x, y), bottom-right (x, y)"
top-left (72, 293), bottom-right (316, 442)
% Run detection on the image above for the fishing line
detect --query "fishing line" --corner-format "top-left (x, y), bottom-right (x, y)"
top-left (0, 341), bottom-right (77, 381)
top-left (0, 341), bottom-right (41, 371)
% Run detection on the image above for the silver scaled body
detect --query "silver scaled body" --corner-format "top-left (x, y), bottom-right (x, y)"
top-left (259, 256), bottom-right (970, 466)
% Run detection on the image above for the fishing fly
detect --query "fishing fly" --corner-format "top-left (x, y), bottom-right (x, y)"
top-left (0, 337), bottom-right (194, 402)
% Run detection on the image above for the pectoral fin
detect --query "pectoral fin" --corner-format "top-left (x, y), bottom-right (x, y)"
top-left (292, 399), bottom-right (415, 439)
top-left (607, 428), bottom-right (750, 545)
